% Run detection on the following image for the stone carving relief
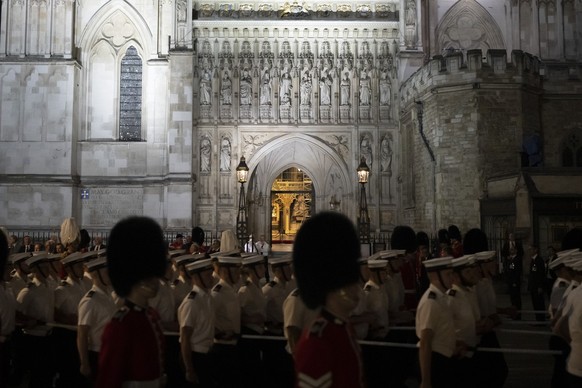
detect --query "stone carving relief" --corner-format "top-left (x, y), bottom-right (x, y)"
top-left (239, 4), bottom-right (253, 17)
top-left (337, 4), bottom-right (352, 17)
top-left (218, 3), bottom-right (234, 18)
top-left (242, 133), bottom-right (270, 159)
top-left (176, 0), bottom-right (187, 22)
top-left (219, 41), bottom-right (233, 70)
top-left (359, 72), bottom-right (371, 106)
top-left (260, 69), bottom-right (272, 105)
top-left (356, 4), bottom-right (372, 18)
top-left (200, 136), bottom-right (211, 173)
top-left (200, 68), bottom-right (212, 105)
top-left (257, 3), bottom-right (273, 17)
top-left (300, 69), bottom-right (313, 106)
top-left (199, 3), bottom-right (214, 17)
top-left (280, 1), bottom-right (310, 18)
top-left (322, 134), bottom-right (350, 162)
top-left (220, 71), bottom-right (232, 105)
top-left (437, 0), bottom-right (506, 55)
top-left (380, 133), bottom-right (393, 174)
top-left (239, 41), bottom-right (254, 107)
top-left (102, 13), bottom-right (135, 49)
top-left (220, 137), bottom-right (231, 172)
top-left (360, 133), bottom-right (373, 169)
top-left (405, 0), bottom-right (418, 49)
top-left (340, 71), bottom-right (350, 106)
top-left (316, 3), bottom-right (332, 17)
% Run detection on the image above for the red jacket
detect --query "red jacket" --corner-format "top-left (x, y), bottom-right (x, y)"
top-left (97, 302), bottom-right (165, 388)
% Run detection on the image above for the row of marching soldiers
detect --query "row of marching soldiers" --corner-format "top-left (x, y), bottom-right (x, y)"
top-left (416, 226), bottom-right (582, 388)
top-left (0, 222), bottom-right (501, 388)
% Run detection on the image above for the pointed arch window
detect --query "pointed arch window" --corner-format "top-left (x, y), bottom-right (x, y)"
top-left (119, 46), bottom-right (143, 141)
top-left (561, 131), bottom-right (582, 167)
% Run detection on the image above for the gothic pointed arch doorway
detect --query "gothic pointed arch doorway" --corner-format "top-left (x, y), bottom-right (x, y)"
top-left (270, 167), bottom-right (314, 245)
top-left (243, 133), bottom-right (353, 252)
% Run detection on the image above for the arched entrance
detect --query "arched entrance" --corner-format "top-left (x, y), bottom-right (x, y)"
top-left (270, 167), bottom-right (314, 245)
top-left (244, 134), bottom-right (353, 249)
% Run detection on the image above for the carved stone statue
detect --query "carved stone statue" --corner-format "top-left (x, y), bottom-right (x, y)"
top-left (221, 71), bottom-right (232, 105)
top-left (260, 70), bottom-right (272, 105)
top-left (360, 134), bottom-right (373, 169)
top-left (220, 138), bottom-right (231, 172)
top-left (280, 70), bottom-right (292, 106)
top-left (300, 71), bottom-right (312, 106)
top-left (200, 69), bottom-right (212, 105)
top-left (200, 138), bottom-right (211, 172)
top-left (340, 72), bottom-right (350, 106)
top-left (240, 70), bottom-right (252, 105)
top-left (319, 70), bottom-right (332, 105)
top-left (380, 134), bottom-right (393, 173)
top-left (359, 72), bottom-right (371, 106)
top-left (379, 72), bottom-right (391, 106)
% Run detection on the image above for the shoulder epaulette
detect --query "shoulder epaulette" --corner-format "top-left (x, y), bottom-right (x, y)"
top-left (267, 281), bottom-right (276, 287)
top-left (86, 290), bottom-right (95, 298)
top-left (428, 291), bottom-right (437, 299)
top-left (291, 288), bottom-right (300, 297)
top-left (212, 284), bottom-right (222, 292)
top-left (60, 280), bottom-right (68, 287)
top-left (447, 289), bottom-right (456, 297)
top-left (308, 318), bottom-right (328, 338)
top-left (188, 291), bottom-right (197, 299)
top-left (113, 306), bottom-right (129, 321)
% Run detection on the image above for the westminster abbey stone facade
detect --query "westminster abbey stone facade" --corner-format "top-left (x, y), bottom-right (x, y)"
top-left (1, 0), bottom-right (581, 250)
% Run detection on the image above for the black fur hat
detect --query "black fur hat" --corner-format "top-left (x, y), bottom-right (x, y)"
top-left (107, 216), bottom-right (168, 297)
top-left (391, 225), bottom-right (418, 253)
top-left (191, 226), bottom-right (205, 245)
top-left (416, 231), bottom-right (430, 248)
top-left (0, 231), bottom-right (8, 270)
top-left (448, 225), bottom-right (462, 240)
top-left (463, 228), bottom-right (489, 254)
top-left (438, 229), bottom-right (450, 244)
top-left (293, 212), bottom-right (360, 309)
top-left (561, 228), bottom-right (582, 251)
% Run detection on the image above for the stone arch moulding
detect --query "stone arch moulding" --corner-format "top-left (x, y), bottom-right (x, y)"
top-left (77, 0), bottom-right (154, 58)
top-left (245, 133), bottom-right (353, 226)
top-left (436, 0), bottom-right (506, 55)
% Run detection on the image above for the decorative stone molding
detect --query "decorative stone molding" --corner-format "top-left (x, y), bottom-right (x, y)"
top-left (437, 0), bottom-right (505, 55)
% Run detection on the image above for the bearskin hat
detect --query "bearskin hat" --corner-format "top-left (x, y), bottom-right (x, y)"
top-left (463, 228), bottom-right (489, 254)
top-left (107, 216), bottom-right (168, 297)
top-left (561, 228), bottom-right (582, 251)
top-left (293, 212), bottom-right (360, 309)
top-left (191, 226), bottom-right (205, 246)
top-left (391, 225), bottom-right (418, 253)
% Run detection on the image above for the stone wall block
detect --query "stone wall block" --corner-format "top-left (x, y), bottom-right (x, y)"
top-left (467, 49), bottom-right (482, 71)
top-left (487, 49), bottom-right (507, 74)
top-left (445, 52), bottom-right (464, 72)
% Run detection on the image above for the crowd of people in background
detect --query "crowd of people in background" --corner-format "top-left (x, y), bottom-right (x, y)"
top-left (0, 216), bottom-right (581, 388)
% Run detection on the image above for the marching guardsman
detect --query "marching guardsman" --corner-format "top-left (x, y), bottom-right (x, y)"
top-left (448, 255), bottom-right (482, 387)
top-left (16, 252), bottom-right (56, 387)
top-left (416, 256), bottom-right (456, 388)
top-left (211, 255), bottom-right (242, 387)
top-left (8, 252), bottom-right (31, 301)
top-left (527, 244), bottom-right (547, 321)
top-left (293, 212), bottom-right (365, 388)
top-left (548, 250), bottom-right (577, 320)
top-left (283, 287), bottom-right (320, 356)
top-left (350, 257), bottom-right (374, 341)
top-left (464, 228), bottom-right (508, 388)
top-left (172, 253), bottom-right (196, 304)
top-left (53, 252), bottom-right (89, 387)
top-left (263, 255), bottom-right (295, 387)
top-left (238, 254), bottom-right (268, 387)
top-left (363, 258), bottom-right (390, 388)
top-left (263, 256), bottom-right (294, 335)
top-left (150, 251), bottom-right (189, 388)
top-left (77, 257), bottom-right (117, 383)
top-left (97, 217), bottom-right (168, 387)
top-left (178, 258), bottom-right (215, 387)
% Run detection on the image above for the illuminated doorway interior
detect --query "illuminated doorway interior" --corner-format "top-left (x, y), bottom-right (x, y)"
top-left (271, 167), bottom-right (314, 244)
